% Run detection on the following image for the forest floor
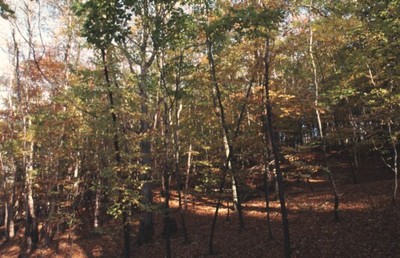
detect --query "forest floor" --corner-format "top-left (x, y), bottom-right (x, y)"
top-left (1, 151), bottom-right (400, 257)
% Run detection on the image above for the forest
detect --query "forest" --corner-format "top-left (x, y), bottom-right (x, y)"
top-left (0, 0), bottom-right (399, 257)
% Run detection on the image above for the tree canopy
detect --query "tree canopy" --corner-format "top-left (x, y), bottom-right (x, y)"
top-left (0, 0), bottom-right (399, 257)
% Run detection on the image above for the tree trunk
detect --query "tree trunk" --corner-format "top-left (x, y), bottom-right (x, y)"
top-left (263, 38), bottom-right (291, 258)
top-left (101, 48), bottom-right (131, 257)
top-left (138, 182), bottom-right (154, 244)
top-left (205, 22), bottom-right (245, 231)
top-left (308, 13), bottom-right (323, 139)
top-left (308, 10), bottom-right (340, 222)
top-left (4, 29), bottom-right (19, 242)
top-left (21, 5), bottom-right (37, 238)
top-left (44, 187), bottom-right (56, 246)
top-left (173, 102), bottom-right (189, 243)
top-left (387, 122), bottom-right (398, 205)
top-left (1, 152), bottom-right (16, 241)
top-left (24, 117), bottom-right (39, 252)
top-left (94, 177), bottom-right (101, 229)
top-left (137, 55), bottom-right (155, 247)
top-left (262, 113), bottom-right (274, 240)
top-left (206, 20), bottom-right (258, 253)
top-left (184, 144), bottom-right (192, 211)
top-left (348, 104), bottom-right (359, 184)
top-left (263, 170), bottom-right (274, 240)
top-left (163, 101), bottom-right (172, 258)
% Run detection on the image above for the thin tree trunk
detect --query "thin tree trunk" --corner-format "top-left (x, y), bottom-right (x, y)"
top-left (308, 10), bottom-right (340, 222)
top-left (263, 38), bottom-right (291, 258)
top-left (5, 29), bottom-right (19, 242)
top-left (137, 61), bottom-right (155, 247)
top-left (163, 102), bottom-right (172, 258)
top-left (138, 182), bottom-right (154, 244)
top-left (23, 14), bottom-right (39, 247)
top-left (100, 48), bottom-right (131, 258)
top-left (262, 111), bottom-right (274, 239)
top-left (8, 184), bottom-right (16, 240)
top-left (3, 186), bottom-right (9, 238)
top-left (45, 187), bottom-right (56, 246)
top-left (94, 177), bottom-right (101, 229)
top-left (206, 31), bottom-right (259, 254)
top-left (1, 154), bottom-right (16, 241)
top-left (387, 122), bottom-right (398, 205)
top-left (327, 166), bottom-right (340, 222)
top-left (231, 175), bottom-right (239, 212)
top-left (173, 103), bottom-right (189, 243)
top-left (24, 117), bottom-right (39, 252)
top-left (208, 158), bottom-right (230, 255)
top-left (348, 106), bottom-right (359, 184)
top-left (263, 170), bottom-right (274, 240)
top-left (184, 144), bottom-right (192, 210)
top-left (138, 88), bottom-right (154, 245)
top-left (1, 152), bottom-right (7, 227)
top-left (348, 156), bottom-right (358, 185)
top-left (205, 21), bottom-right (245, 231)
top-left (350, 140), bottom-right (359, 185)
top-left (308, 14), bottom-right (323, 139)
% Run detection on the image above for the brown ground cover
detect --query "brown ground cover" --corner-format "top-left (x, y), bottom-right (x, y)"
top-left (1, 157), bottom-right (399, 258)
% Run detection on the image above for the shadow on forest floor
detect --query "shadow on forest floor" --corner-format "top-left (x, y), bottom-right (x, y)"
top-left (1, 164), bottom-right (399, 257)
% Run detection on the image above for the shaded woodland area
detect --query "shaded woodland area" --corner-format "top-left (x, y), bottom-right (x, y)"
top-left (0, 0), bottom-right (399, 257)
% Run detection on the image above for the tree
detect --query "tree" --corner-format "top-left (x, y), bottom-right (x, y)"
top-left (75, 1), bottom-right (134, 256)
top-left (198, 1), bottom-right (285, 254)
top-left (263, 37), bottom-right (291, 258)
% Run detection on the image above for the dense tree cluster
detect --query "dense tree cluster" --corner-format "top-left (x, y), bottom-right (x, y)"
top-left (0, 0), bottom-right (398, 257)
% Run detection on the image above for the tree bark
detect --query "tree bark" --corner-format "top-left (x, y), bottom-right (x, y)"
top-left (206, 22), bottom-right (259, 253)
top-left (184, 144), bottom-right (192, 211)
top-left (163, 101), bottom-right (172, 258)
top-left (205, 22), bottom-right (245, 231)
top-left (173, 102), bottom-right (189, 243)
top-left (101, 48), bottom-right (131, 258)
top-left (387, 122), bottom-right (398, 205)
top-left (308, 15), bottom-right (323, 139)
top-left (22, 12), bottom-right (39, 248)
top-left (308, 9), bottom-right (340, 222)
top-left (263, 38), bottom-right (291, 258)
top-left (262, 112), bottom-right (274, 240)
top-left (137, 34), bottom-right (155, 247)
top-left (1, 154), bottom-right (16, 241)
top-left (24, 117), bottom-right (39, 252)
top-left (263, 170), bottom-right (274, 240)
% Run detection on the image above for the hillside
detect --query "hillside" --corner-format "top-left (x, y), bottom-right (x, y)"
top-left (1, 157), bottom-right (399, 258)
